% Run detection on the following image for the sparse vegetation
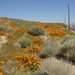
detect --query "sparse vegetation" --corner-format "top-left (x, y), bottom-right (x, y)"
top-left (0, 17), bottom-right (75, 75)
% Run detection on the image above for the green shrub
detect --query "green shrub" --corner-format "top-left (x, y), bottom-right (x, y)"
top-left (18, 37), bottom-right (32, 48)
top-left (64, 39), bottom-right (75, 58)
top-left (28, 26), bottom-right (46, 36)
top-left (39, 45), bottom-right (57, 58)
top-left (59, 45), bottom-right (69, 54)
top-left (59, 36), bottom-right (75, 59)
top-left (60, 35), bottom-right (75, 44)
top-left (0, 24), bottom-right (14, 31)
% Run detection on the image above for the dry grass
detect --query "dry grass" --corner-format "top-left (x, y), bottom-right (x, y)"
top-left (39, 57), bottom-right (75, 75)
top-left (1, 59), bottom-right (26, 75)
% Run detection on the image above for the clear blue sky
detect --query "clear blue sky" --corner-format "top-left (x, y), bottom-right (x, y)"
top-left (0, 0), bottom-right (75, 23)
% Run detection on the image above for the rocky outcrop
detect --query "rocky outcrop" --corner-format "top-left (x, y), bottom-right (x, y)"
top-left (0, 35), bottom-right (8, 48)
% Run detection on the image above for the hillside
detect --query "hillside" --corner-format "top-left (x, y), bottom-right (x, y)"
top-left (0, 17), bottom-right (75, 75)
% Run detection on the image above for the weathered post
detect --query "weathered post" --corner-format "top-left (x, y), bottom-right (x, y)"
top-left (68, 4), bottom-right (70, 30)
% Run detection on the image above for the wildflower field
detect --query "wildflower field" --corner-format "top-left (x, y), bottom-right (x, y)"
top-left (0, 17), bottom-right (75, 75)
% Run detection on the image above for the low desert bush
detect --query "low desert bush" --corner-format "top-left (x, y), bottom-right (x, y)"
top-left (39, 45), bottom-right (57, 58)
top-left (64, 39), bottom-right (75, 58)
top-left (18, 37), bottom-right (32, 48)
top-left (59, 39), bottom-right (75, 55)
top-left (60, 35), bottom-right (75, 44)
top-left (39, 57), bottom-right (75, 75)
top-left (28, 26), bottom-right (46, 36)
top-left (0, 24), bottom-right (14, 32)
top-left (59, 36), bottom-right (75, 63)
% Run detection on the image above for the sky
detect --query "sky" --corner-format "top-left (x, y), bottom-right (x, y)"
top-left (0, 0), bottom-right (75, 23)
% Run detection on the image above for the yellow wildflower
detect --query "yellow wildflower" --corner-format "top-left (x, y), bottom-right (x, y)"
top-left (6, 70), bottom-right (10, 74)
